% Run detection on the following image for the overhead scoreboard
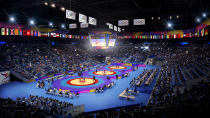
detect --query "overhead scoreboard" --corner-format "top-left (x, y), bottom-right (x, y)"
top-left (89, 32), bottom-right (117, 49)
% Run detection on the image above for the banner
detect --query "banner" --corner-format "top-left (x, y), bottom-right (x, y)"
top-left (27, 30), bottom-right (31, 36)
top-left (14, 29), bottom-right (19, 35)
top-left (79, 13), bottom-right (87, 23)
top-left (66, 10), bottom-right (76, 20)
top-left (118, 20), bottom-right (129, 26)
top-left (89, 17), bottom-right (97, 25)
top-left (22, 29), bottom-right (27, 36)
top-left (69, 24), bottom-right (77, 29)
top-left (80, 23), bottom-right (88, 28)
top-left (109, 24), bottom-right (113, 29)
top-left (1, 28), bottom-right (5, 35)
top-left (134, 19), bottom-right (145, 25)
top-left (118, 27), bottom-right (121, 32)
top-left (114, 26), bottom-right (117, 31)
top-left (10, 29), bottom-right (14, 35)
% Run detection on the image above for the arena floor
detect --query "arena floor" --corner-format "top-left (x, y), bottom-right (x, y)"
top-left (0, 64), bottom-right (159, 112)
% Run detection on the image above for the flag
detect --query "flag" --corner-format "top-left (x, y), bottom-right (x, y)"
top-left (41, 32), bottom-right (49, 37)
top-left (38, 32), bottom-right (41, 37)
top-left (204, 29), bottom-right (208, 36)
top-left (65, 34), bottom-right (69, 38)
top-left (22, 29), bottom-right (27, 36)
top-left (201, 28), bottom-right (204, 36)
top-left (31, 30), bottom-right (33, 36)
top-left (49, 33), bottom-right (53, 37)
top-left (34, 31), bottom-right (38, 36)
top-left (174, 34), bottom-right (176, 39)
top-left (177, 34), bottom-right (181, 38)
top-left (6, 28), bottom-right (9, 35)
top-left (189, 33), bottom-right (192, 38)
top-left (14, 29), bottom-right (19, 35)
top-left (53, 33), bottom-right (56, 37)
top-left (10, 29), bottom-right (14, 35)
top-left (56, 33), bottom-right (60, 38)
top-left (1, 28), bottom-right (5, 35)
top-left (27, 30), bottom-right (31, 36)
top-left (167, 35), bottom-right (169, 39)
top-left (19, 29), bottom-right (22, 36)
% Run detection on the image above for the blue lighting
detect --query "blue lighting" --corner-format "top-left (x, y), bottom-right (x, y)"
top-left (202, 13), bottom-right (206, 18)
top-left (52, 42), bottom-right (55, 46)
top-left (208, 42), bottom-right (210, 45)
top-left (72, 42), bottom-right (77, 45)
top-left (0, 41), bottom-right (6, 45)
top-left (180, 42), bottom-right (189, 45)
top-left (144, 42), bottom-right (151, 45)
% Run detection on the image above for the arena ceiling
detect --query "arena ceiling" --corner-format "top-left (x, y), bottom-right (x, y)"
top-left (0, 0), bottom-right (209, 33)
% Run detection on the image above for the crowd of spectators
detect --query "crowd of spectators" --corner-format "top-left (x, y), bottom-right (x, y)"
top-left (75, 43), bottom-right (210, 117)
top-left (0, 42), bottom-right (209, 117)
top-left (0, 95), bottom-right (73, 118)
top-left (0, 43), bottom-right (102, 80)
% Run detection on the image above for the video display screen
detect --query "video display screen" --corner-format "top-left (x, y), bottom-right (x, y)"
top-left (90, 39), bottom-right (106, 47)
top-left (89, 33), bottom-right (116, 48)
top-left (108, 39), bottom-right (116, 46)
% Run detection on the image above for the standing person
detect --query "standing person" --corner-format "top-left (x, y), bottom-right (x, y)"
top-left (93, 76), bottom-right (96, 82)
top-left (51, 78), bottom-right (54, 84)
top-left (132, 65), bottom-right (135, 71)
top-left (81, 71), bottom-right (83, 78)
top-left (116, 75), bottom-right (118, 80)
top-left (107, 76), bottom-right (110, 80)
top-left (48, 79), bottom-right (50, 87)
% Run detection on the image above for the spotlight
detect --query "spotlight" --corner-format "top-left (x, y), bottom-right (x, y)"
top-left (196, 18), bottom-right (201, 23)
top-left (61, 7), bottom-right (65, 11)
top-left (167, 22), bottom-right (172, 28)
top-left (169, 16), bottom-right (172, 19)
top-left (49, 22), bottom-right (53, 27)
top-left (151, 17), bottom-right (154, 20)
top-left (61, 24), bottom-right (65, 28)
top-left (144, 46), bottom-right (149, 50)
top-left (202, 13), bottom-right (206, 18)
top-left (158, 17), bottom-right (160, 20)
top-left (44, 2), bottom-right (48, 6)
top-left (51, 3), bottom-right (56, 8)
top-left (122, 29), bottom-right (125, 31)
top-left (30, 20), bottom-right (35, 25)
top-left (10, 17), bottom-right (15, 22)
top-left (176, 15), bottom-right (179, 19)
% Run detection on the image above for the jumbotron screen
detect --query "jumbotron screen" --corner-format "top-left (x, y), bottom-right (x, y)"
top-left (91, 39), bottom-right (106, 47)
top-left (89, 33), bottom-right (116, 48)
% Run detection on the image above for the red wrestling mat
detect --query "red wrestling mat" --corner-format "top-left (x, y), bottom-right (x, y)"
top-left (67, 78), bottom-right (98, 86)
top-left (93, 71), bottom-right (116, 75)
top-left (108, 66), bottom-right (127, 69)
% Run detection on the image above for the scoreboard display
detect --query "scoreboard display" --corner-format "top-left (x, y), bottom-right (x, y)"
top-left (89, 32), bottom-right (117, 48)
